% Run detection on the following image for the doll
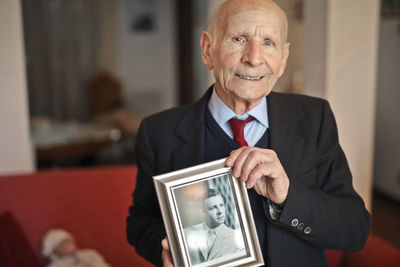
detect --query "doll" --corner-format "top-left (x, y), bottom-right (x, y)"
top-left (42, 229), bottom-right (110, 267)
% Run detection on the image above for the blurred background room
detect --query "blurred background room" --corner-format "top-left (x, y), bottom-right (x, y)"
top-left (0, 0), bottom-right (399, 266)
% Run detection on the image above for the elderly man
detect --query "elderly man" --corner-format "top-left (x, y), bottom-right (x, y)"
top-left (126, 0), bottom-right (371, 266)
top-left (183, 189), bottom-right (245, 265)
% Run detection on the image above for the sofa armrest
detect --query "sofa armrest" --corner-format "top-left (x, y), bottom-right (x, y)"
top-left (343, 234), bottom-right (400, 267)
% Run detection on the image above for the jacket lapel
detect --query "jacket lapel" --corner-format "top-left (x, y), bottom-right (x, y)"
top-left (171, 87), bottom-right (213, 171)
top-left (199, 230), bottom-right (208, 261)
top-left (207, 226), bottom-right (227, 259)
top-left (268, 92), bottom-right (305, 180)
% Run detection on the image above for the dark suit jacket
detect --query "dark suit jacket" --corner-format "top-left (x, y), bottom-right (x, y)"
top-left (126, 86), bottom-right (370, 267)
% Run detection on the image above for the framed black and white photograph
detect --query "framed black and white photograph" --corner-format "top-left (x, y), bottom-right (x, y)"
top-left (153, 158), bottom-right (264, 267)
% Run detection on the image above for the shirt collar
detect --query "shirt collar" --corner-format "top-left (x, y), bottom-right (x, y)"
top-left (203, 223), bottom-right (221, 234)
top-left (208, 85), bottom-right (269, 128)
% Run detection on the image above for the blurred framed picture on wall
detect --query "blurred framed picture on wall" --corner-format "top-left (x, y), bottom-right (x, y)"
top-left (153, 158), bottom-right (264, 267)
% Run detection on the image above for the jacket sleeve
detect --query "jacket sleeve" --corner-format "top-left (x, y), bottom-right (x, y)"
top-left (272, 100), bottom-right (371, 251)
top-left (126, 119), bottom-right (165, 266)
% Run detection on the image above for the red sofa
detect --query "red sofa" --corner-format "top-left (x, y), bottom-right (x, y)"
top-left (0, 166), bottom-right (399, 267)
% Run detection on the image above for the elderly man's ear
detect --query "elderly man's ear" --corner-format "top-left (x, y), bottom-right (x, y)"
top-left (278, 42), bottom-right (291, 77)
top-left (200, 31), bottom-right (214, 70)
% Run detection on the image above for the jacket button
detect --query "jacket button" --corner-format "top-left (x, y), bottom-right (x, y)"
top-left (291, 218), bottom-right (299, 227)
top-left (304, 227), bottom-right (312, 234)
top-left (297, 223), bottom-right (304, 230)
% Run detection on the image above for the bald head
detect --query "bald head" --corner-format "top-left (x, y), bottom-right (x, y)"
top-left (208, 0), bottom-right (288, 43)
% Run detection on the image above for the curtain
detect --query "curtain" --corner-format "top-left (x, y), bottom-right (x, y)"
top-left (22, 0), bottom-right (106, 121)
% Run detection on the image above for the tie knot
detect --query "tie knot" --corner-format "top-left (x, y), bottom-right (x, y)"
top-left (208, 228), bottom-right (216, 236)
top-left (229, 116), bottom-right (255, 147)
top-left (230, 116), bottom-right (255, 126)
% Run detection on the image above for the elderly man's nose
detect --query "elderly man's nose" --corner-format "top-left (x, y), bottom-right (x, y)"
top-left (242, 42), bottom-right (264, 66)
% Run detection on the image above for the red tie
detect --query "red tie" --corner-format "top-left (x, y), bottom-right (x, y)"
top-left (229, 116), bottom-right (255, 147)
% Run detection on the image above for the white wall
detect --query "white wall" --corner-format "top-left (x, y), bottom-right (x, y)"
top-left (115, 0), bottom-right (178, 117)
top-left (305, 0), bottom-right (380, 210)
top-left (325, 0), bottom-right (379, 210)
top-left (0, 0), bottom-right (34, 175)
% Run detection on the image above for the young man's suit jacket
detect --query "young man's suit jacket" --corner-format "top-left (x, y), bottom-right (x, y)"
top-left (126, 86), bottom-right (370, 267)
top-left (183, 223), bottom-right (245, 265)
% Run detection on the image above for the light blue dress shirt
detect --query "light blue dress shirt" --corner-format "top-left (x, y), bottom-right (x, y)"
top-left (207, 87), bottom-right (269, 146)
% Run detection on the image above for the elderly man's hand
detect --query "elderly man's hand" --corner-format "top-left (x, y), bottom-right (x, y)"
top-left (161, 238), bottom-right (174, 267)
top-left (226, 147), bottom-right (289, 205)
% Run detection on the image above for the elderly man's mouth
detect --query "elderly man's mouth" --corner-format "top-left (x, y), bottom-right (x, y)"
top-left (235, 74), bottom-right (265, 80)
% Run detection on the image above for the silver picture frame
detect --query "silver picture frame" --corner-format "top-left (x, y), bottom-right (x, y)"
top-left (153, 158), bottom-right (264, 267)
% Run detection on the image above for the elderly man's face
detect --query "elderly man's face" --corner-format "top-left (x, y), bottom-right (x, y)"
top-left (202, 2), bottom-right (289, 110)
top-left (205, 195), bottom-right (226, 228)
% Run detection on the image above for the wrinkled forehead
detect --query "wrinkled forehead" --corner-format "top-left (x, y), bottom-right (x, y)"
top-left (216, 1), bottom-right (286, 40)
top-left (226, 9), bottom-right (282, 34)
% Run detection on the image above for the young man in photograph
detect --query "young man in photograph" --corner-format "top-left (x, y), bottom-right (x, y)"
top-left (183, 188), bottom-right (245, 265)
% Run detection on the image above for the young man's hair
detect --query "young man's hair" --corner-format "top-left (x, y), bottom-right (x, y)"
top-left (206, 188), bottom-right (221, 199)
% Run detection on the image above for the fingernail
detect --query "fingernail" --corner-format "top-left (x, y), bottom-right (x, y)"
top-left (226, 159), bottom-right (232, 166)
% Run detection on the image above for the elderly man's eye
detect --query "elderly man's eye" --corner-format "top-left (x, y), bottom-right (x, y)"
top-left (233, 37), bottom-right (244, 42)
top-left (265, 40), bottom-right (272, 46)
